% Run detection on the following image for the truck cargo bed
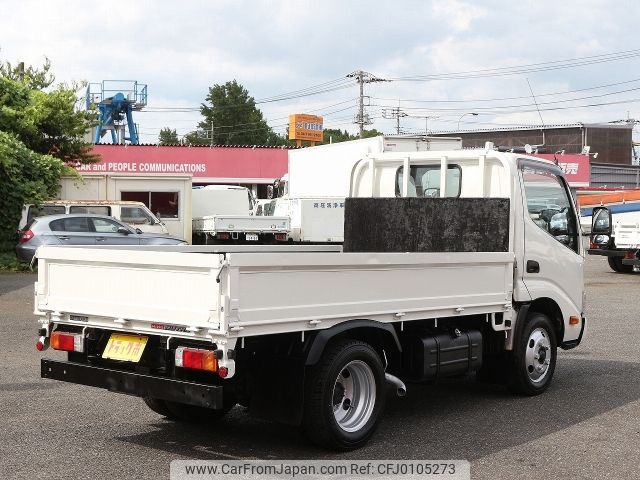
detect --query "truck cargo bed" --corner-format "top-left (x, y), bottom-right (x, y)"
top-left (35, 246), bottom-right (514, 342)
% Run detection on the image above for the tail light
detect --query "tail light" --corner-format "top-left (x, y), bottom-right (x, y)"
top-left (19, 230), bottom-right (34, 244)
top-left (275, 233), bottom-right (287, 242)
top-left (175, 347), bottom-right (217, 373)
top-left (36, 335), bottom-right (49, 351)
top-left (50, 331), bottom-right (84, 353)
top-left (624, 251), bottom-right (636, 260)
top-left (216, 233), bottom-right (230, 240)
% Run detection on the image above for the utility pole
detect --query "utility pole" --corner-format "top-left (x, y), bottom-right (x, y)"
top-left (382, 107), bottom-right (408, 135)
top-left (347, 70), bottom-right (388, 138)
top-left (411, 115), bottom-right (439, 135)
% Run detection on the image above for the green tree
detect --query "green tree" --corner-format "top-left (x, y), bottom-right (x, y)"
top-left (0, 57), bottom-right (54, 90)
top-left (189, 80), bottom-right (284, 146)
top-left (320, 128), bottom-right (382, 144)
top-left (0, 131), bottom-right (68, 250)
top-left (0, 59), bottom-right (96, 251)
top-left (158, 127), bottom-right (180, 145)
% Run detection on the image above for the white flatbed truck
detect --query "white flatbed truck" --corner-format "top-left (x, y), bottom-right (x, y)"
top-left (34, 145), bottom-right (586, 450)
top-left (191, 185), bottom-right (290, 244)
top-left (588, 205), bottom-right (640, 272)
top-left (193, 214), bottom-right (290, 243)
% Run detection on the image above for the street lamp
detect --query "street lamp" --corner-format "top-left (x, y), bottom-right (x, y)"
top-left (457, 112), bottom-right (478, 130)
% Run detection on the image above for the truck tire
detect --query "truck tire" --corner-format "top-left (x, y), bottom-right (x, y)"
top-left (507, 313), bottom-right (557, 396)
top-left (142, 397), bottom-right (176, 419)
top-left (302, 339), bottom-right (386, 451)
top-left (608, 256), bottom-right (633, 273)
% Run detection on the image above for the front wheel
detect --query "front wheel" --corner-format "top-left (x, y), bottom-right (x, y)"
top-left (507, 313), bottom-right (557, 396)
top-left (302, 339), bottom-right (386, 451)
top-left (608, 256), bottom-right (633, 273)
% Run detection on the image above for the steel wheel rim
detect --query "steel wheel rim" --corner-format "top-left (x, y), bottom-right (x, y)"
top-left (332, 360), bottom-right (376, 432)
top-left (525, 327), bottom-right (552, 383)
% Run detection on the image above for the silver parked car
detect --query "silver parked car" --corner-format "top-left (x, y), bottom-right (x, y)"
top-left (16, 214), bottom-right (187, 263)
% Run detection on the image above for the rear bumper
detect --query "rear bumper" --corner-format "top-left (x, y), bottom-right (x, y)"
top-left (41, 359), bottom-right (223, 409)
top-left (15, 245), bottom-right (36, 263)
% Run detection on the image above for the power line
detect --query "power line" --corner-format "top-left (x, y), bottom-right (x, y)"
top-left (374, 85), bottom-right (640, 114)
top-left (390, 48), bottom-right (640, 81)
top-left (370, 76), bottom-right (640, 104)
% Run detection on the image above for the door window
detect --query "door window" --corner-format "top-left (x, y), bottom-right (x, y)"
top-left (121, 206), bottom-right (153, 225)
top-left (69, 206), bottom-right (111, 215)
top-left (121, 192), bottom-right (179, 219)
top-left (91, 217), bottom-right (127, 234)
top-left (28, 205), bottom-right (65, 224)
top-left (50, 217), bottom-right (92, 232)
top-left (520, 164), bottom-right (579, 253)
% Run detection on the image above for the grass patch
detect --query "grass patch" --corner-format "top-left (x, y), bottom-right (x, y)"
top-left (0, 251), bottom-right (32, 272)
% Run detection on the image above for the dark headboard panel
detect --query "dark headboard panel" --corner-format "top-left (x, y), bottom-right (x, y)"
top-left (343, 197), bottom-right (510, 252)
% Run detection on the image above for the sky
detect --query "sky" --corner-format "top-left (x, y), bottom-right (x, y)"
top-left (2, 0), bottom-right (640, 144)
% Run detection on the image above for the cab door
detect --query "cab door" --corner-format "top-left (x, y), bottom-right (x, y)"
top-left (519, 160), bottom-right (584, 338)
top-left (49, 217), bottom-right (96, 245)
top-left (90, 217), bottom-right (140, 246)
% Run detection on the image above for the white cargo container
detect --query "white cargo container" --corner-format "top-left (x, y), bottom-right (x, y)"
top-left (191, 185), bottom-right (253, 218)
top-left (287, 135), bottom-right (462, 198)
top-left (272, 136), bottom-right (463, 242)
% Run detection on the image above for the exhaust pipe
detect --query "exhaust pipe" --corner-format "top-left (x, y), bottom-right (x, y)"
top-left (385, 373), bottom-right (407, 397)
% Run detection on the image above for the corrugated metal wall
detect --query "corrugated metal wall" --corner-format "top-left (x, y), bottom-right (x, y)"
top-left (432, 124), bottom-right (633, 164)
top-left (590, 163), bottom-right (640, 188)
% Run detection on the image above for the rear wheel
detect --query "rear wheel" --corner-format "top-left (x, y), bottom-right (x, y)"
top-left (142, 397), bottom-right (177, 419)
top-left (164, 394), bottom-right (236, 423)
top-left (608, 256), bottom-right (633, 273)
top-left (302, 339), bottom-right (386, 451)
top-left (507, 313), bottom-right (557, 396)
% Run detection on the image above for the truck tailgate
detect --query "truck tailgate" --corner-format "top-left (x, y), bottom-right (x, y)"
top-left (35, 246), bottom-right (224, 335)
top-left (193, 215), bottom-right (290, 233)
top-left (615, 222), bottom-right (640, 249)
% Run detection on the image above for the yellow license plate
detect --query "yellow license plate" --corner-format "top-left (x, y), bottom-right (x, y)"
top-left (103, 333), bottom-right (148, 362)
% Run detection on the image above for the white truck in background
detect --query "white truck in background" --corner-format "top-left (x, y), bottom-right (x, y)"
top-left (588, 205), bottom-right (640, 272)
top-left (34, 145), bottom-right (585, 451)
top-left (262, 135), bottom-right (463, 243)
top-left (191, 185), bottom-right (290, 244)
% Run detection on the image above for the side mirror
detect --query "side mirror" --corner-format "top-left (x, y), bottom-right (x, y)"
top-left (590, 206), bottom-right (611, 248)
top-left (117, 227), bottom-right (131, 235)
top-left (135, 228), bottom-right (143, 234)
top-left (549, 212), bottom-right (568, 236)
top-left (591, 207), bottom-right (612, 235)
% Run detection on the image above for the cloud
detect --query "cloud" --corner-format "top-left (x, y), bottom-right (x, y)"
top-left (431, 0), bottom-right (487, 31)
top-left (1, 0), bottom-right (638, 141)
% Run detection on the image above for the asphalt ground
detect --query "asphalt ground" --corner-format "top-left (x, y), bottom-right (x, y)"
top-left (0, 253), bottom-right (638, 480)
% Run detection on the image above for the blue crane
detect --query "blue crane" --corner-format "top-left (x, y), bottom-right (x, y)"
top-left (86, 80), bottom-right (148, 144)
